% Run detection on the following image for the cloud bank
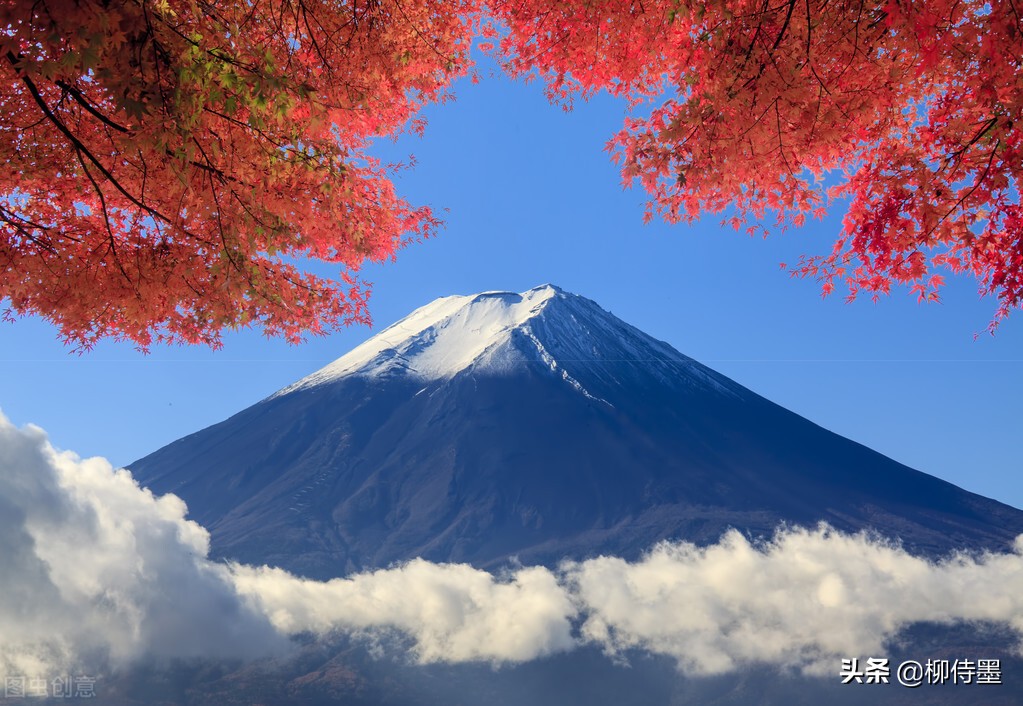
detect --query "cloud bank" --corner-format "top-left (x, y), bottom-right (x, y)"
top-left (2, 413), bottom-right (1022, 677)
top-left (0, 414), bottom-right (287, 676)
top-left (231, 561), bottom-right (575, 663)
top-left (569, 528), bottom-right (1023, 674)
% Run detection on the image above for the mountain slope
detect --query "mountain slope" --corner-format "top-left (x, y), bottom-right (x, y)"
top-left (129, 285), bottom-right (1023, 579)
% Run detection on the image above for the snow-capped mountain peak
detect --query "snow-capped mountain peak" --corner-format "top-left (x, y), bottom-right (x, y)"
top-left (131, 284), bottom-right (1023, 582)
top-left (269, 283), bottom-right (749, 406)
top-left (274, 285), bottom-right (562, 392)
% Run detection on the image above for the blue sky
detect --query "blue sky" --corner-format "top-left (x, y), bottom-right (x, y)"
top-left (3, 57), bottom-right (1022, 510)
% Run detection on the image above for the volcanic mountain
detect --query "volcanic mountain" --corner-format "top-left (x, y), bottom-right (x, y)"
top-left (130, 285), bottom-right (1023, 579)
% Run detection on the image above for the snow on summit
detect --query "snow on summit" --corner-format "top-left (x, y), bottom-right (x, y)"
top-left (276, 285), bottom-right (563, 392)
top-left (273, 284), bottom-right (739, 399)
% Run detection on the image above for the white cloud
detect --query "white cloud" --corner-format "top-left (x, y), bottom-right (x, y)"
top-left (2, 412), bottom-right (1023, 678)
top-left (230, 561), bottom-right (576, 663)
top-left (567, 528), bottom-right (1023, 675)
top-left (0, 413), bottom-right (286, 675)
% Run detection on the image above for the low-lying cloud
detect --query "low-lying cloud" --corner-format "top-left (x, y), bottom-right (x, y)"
top-left (0, 414), bottom-right (287, 676)
top-left (569, 528), bottom-right (1023, 675)
top-left (231, 561), bottom-right (575, 663)
top-left (2, 413), bottom-right (1022, 677)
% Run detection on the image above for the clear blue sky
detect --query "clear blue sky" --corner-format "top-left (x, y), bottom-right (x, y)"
top-left (3, 57), bottom-right (1022, 510)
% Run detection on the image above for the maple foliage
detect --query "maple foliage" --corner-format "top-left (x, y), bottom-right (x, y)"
top-left (3, 0), bottom-right (1023, 348)
top-left (488, 0), bottom-right (1023, 328)
top-left (1, 0), bottom-right (475, 348)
